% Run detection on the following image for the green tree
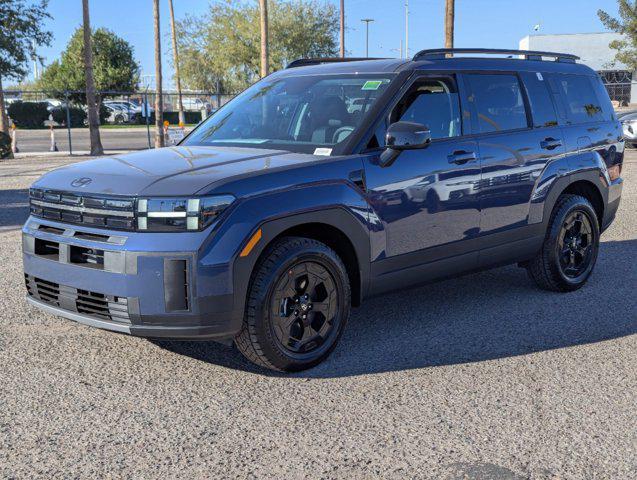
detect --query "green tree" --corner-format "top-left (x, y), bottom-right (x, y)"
top-left (38, 27), bottom-right (140, 103)
top-left (175, 0), bottom-right (338, 92)
top-left (0, 0), bottom-right (52, 135)
top-left (598, 1), bottom-right (637, 70)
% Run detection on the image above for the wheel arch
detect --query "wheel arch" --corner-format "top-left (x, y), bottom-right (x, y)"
top-left (559, 179), bottom-right (604, 228)
top-left (233, 208), bottom-right (371, 314)
top-left (531, 163), bottom-right (609, 231)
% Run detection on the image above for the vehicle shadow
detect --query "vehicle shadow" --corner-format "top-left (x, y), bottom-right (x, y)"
top-left (0, 188), bottom-right (29, 230)
top-left (156, 238), bottom-right (637, 378)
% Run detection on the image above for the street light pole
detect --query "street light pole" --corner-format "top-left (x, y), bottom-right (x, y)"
top-left (361, 18), bottom-right (374, 58)
top-left (340, 0), bottom-right (345, 58)
top-left (405, 0), bottom-right (409, 59)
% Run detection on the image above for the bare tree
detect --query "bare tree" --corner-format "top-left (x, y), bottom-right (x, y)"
top-left (444, 0), bottom-right (455, 49)
top-left (259, 0), bottom-right (269, 78)
top-left (82, 0), bottom-right (103, 155)
top-left (153, 0), bottom-right (164, 147)
top-left (168, 0), bottom-right (184, 125)
top-left (340, 0), bottom-right (345, 58)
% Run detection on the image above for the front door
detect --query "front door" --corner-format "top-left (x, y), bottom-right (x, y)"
top-left (363, 74), bottom-right (481, 290)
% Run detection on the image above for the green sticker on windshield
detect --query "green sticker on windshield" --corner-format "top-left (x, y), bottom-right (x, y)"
top-left (362, 80), bottom-right (382, 90)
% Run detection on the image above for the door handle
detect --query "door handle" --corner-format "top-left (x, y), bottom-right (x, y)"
top-left (447, 150), bottom-right (477, 165)
top-left (540, 138), bottom-right (562, 150)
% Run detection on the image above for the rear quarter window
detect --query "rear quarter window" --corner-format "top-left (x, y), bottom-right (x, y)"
top-left (551, 74), bottom-right (607, 124)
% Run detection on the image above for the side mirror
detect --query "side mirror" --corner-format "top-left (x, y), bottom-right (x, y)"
top-left (379, 121), bottom-right (431, 167)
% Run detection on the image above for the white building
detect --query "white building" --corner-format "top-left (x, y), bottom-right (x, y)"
top-left (519, 32), bottom-right (636, 105)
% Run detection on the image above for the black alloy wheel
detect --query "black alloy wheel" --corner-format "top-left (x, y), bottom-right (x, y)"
top-left (235, 237), bottom-right (350, 372)
top-left (557, 210), bottom-right (595, 280)
top-left (527, 194), bottom-right (600, 292)
top-left (271, 261), bottom-right (339, 354)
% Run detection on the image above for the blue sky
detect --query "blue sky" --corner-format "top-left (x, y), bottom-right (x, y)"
top-left (24, 0), bottom-right (621, 89)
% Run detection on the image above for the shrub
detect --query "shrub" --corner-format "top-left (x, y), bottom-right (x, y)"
top-left (7, 101), bottom-right (50, 129)
top-left (50, 106), bottom-right (87, 128)
top-left (0, 131), bottom-right (11, 158)
top-left (163, 111), bottom-right (203, 125)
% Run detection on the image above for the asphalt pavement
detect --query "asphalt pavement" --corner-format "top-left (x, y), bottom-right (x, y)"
top-left (0, 151), bottom-right (635, 479)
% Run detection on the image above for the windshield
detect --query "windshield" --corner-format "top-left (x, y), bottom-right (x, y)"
top-left (183, 74), bottom-right (395, 155)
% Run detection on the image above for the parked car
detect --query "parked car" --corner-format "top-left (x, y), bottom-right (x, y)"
top-left (619, 111), bottom-right (637, 147)
top-left (102, 104), bottom-right (134, 124)
top-left (181, 96), bottom-right (212, 113)
top-left (42, 98), bottom-right (67, 112)
top-left (23, 49), bottom-right (624, 371)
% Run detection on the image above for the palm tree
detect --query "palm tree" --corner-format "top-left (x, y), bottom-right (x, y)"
top-left (168, 0), bottom-right (184, 126)
top-left (0, 76), bottom-right (9, 135)
top-left (153, 0), bottom-right (164, 147)
top-left (82, 0), bottom-right (103, 155)
top-left (259, 0), bottom-right (269, 78)
top-left (445, 0), bottom-right (455, 49)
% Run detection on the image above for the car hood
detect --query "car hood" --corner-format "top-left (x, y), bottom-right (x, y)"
top-left (32, 146), bottom-right (323, 196)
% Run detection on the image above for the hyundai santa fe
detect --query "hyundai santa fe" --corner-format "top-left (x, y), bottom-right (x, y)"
top-left (23, 48), bottom-right (624, 371)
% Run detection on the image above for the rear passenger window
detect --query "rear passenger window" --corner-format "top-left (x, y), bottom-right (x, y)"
top-left (520, 72), bottom-right (558, 128)
top-left (466, 74), bottom-right (528, 133)
top-left (553, 74), bottom-right (605, 124)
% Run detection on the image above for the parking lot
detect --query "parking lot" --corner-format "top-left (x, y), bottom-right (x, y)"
top-left (0, 152), bottom-right (635, 479)
top-left (12, 127), bottom-right (193, 154)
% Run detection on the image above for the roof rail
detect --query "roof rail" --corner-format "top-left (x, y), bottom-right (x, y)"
top-left (412, 48), bottom-right (579, 63)
top-left (286, 57), bottom-right (388, 69)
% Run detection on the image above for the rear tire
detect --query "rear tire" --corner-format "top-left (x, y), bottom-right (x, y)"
top-left (527, 194), bottom-right (599, 292)
top-left (235, 236), bottom-right (351, 372)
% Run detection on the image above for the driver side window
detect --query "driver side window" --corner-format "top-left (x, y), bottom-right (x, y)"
top-left (371, 76), bottom-right (462, 148)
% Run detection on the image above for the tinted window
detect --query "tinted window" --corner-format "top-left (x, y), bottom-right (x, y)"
top-left (553, 74), bottom-right (605, 124)
top-left (395, 77), bottom-right (462, 139)
top-left (520, 72), bottom-right (558, 128)
top-left (466, 74), bottom-right (528, 133)
top-left (370, 76), bottom-right (462, 148)
top-left (184, 74), bottom-right (393, 154)
top-left (591, 75), bottom-right (616, 121)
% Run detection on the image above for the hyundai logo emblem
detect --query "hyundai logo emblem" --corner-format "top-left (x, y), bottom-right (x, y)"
top-left (71, 177), bottom-right (92, 188)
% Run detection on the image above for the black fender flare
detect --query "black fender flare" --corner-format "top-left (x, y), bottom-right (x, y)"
top-left (231, 207), bottom-right (371, 323)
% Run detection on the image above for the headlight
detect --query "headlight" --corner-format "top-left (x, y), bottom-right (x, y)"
top-left (136, 195), bottom-right (234, 232)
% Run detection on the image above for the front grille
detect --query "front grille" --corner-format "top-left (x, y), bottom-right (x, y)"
top-left (25, 274), bottom-right (131, 324)
top-left (29, 189), bottom-right (136, 231)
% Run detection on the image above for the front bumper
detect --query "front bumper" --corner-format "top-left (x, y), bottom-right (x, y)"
top-left (22, 217), bottom-right (243, 340)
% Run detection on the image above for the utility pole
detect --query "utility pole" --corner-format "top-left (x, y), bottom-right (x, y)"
top-left (340, 0), bottom-right (345, 58)
top-left (361, 18), bottom-right (374, 58)
top-left (82, 0), bottom-right (103, 156)
top-left (445, 0), bottom-right (455, 49)
top-left (404, 0), bottom-right (409, 59)
top-left (259, 0), bottom-right (269, 78)
top-left (168, 0), bottom-right (184, 126)
top-left (153, 0), bottom-right (164, 148)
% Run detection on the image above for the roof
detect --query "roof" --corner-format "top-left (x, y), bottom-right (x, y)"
top-left (271, 54), bottom-right (596, 78)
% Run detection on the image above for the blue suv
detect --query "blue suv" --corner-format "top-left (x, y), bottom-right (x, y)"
top-left (23, 49), bottom-right (624, 371)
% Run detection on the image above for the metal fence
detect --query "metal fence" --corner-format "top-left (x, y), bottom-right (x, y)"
top-left (600, 70), bottom-right (633, 107)
top-left (2, 89), bottom-right (237, 155)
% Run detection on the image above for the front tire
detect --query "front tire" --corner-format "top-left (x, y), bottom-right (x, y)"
top-left (527, 194), bottom-right (600, 292)
top-left (235, 237), bottom-right (351, 372)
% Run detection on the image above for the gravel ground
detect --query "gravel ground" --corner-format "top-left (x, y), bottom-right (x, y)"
top-left (0, 152), bottom-right (635, 479)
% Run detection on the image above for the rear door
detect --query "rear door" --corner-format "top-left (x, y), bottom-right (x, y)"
top-left (463, 71), bottom-right (565, 246)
